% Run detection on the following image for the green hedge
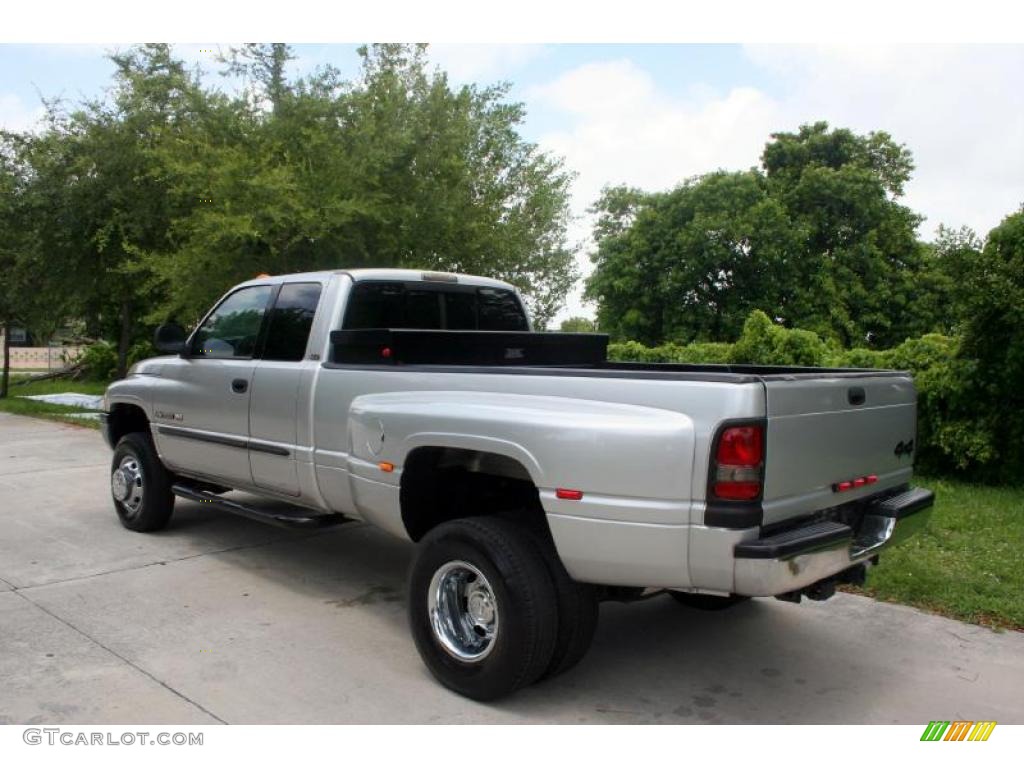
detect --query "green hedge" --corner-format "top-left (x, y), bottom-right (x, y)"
top-left (79, 339), bottom-right (159, 380)
top-left (608, 311), bottom-right (990, 480)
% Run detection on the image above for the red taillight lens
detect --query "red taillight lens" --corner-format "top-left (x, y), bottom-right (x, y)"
top-left (711, 424), bottom-right (764, 501)
top-left (716, 426), bottom-right (763, 466)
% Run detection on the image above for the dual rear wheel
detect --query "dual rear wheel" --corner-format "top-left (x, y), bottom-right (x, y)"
top-left (408, 516), bottom-right (599, 701)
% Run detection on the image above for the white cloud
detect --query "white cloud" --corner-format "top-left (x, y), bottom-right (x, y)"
top-left (428, 44), bottom-right (546, 83)
top-left (531, 46), bottom-right (1024, 324)
top-left (0, 93), bottom-right (45, 132)
top-left (743, 45), bottom-right (1024, 238)
top-left (529, 59), bottom-right (783, 323)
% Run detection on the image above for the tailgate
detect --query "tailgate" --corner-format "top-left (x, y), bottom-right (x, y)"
top-left (761, 373), bottom-right (917, 525)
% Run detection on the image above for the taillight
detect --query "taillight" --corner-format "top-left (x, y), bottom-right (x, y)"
top-left (711, 423), bottom-right (764, 501)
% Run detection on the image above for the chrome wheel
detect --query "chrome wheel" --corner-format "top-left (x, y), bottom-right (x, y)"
top-left (111, 455), bottom-right (144, 515)
top-left (428, 560), bottom-right (499, 662)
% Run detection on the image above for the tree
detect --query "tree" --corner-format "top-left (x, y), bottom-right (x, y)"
top-left (0, 143), bottom-right (24, 397)
top-left (587, 122), bottom-right (944, 347)
top-left (151, 43), bottom-right (577, 327)
top-left (761, 122), bottom-right (931, 346)
top-left (927, 224), bottom-right (981, 334)
top-left (586, 172), bottom-right (803, 344)
top-left (6, 43), bottom-right (578, 372)
top-left (558, 316), bottom-right (597, 333)
top-left (954, 208), bottom-right (1024, 480)
top-left (0, 135), bottom-right (61, 397)
top-left (13, 45), bottom-right (206, 377)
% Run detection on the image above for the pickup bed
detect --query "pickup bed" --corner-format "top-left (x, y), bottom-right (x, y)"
top-left (101, 268), bottom-right (934, 700)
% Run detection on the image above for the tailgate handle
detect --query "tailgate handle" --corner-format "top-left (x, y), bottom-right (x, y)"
top-left (847, 386), bottom-right (866, 406)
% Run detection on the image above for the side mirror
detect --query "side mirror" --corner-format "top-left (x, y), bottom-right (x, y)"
top-left (154, 322), bottom-right (188, 355)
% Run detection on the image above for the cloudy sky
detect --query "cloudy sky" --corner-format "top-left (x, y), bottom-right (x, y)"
top-left (1, 43), bottom-right (1021, 321)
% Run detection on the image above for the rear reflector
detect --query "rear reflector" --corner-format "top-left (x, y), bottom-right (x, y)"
top-left (555, 488), bottom-right (584, 501)
top-left (833, 474), bottom-right (880, 492)
top-left (713, 481), bottom-right (760, 501)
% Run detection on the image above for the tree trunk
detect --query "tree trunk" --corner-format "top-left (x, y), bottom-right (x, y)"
top-left (1, 320), bottom-right (10, 399)
top-left (117, 299), bottom-right (132, 380)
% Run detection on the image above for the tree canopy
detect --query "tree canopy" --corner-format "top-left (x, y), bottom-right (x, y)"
top-left (586, 122), bottom-right (948, 347)
top-left (4, 43), bottom-right (577, 374)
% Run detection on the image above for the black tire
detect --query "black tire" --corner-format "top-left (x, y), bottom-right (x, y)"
top-left (110, 431), bottom-right (175, 532)
top-left (408, 516), bottom-right (558, 701)
top-left (669, 591), bottom-right (750, 610)
top-left (528, 532), bottom-right (599, 681)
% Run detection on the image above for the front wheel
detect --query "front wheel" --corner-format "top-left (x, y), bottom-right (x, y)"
top-left (110, 432), bottom-right (175, 532)
top-left (408, 517), bottom-right (558, 701)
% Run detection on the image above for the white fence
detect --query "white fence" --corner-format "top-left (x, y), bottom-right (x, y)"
top-left (2, 344), bottom-right (87, 370)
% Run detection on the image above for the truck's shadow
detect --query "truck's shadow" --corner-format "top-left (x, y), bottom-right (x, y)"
top-left (165, 500), bottom-right (892, 724)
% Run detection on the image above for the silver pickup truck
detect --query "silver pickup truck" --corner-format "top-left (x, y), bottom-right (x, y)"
top-left (101, 268), bottom-right (934, 700)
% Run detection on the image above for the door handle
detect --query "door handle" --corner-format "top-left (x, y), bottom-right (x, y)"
top-left (231, 378), bottom-right (248, 394)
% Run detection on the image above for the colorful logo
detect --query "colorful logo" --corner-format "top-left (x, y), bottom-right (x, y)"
top-left (920, 721), bottom-right (996, 741)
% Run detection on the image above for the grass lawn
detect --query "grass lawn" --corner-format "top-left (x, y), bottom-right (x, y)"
top-left (0, 376), bottom-right (110, 430)
top-left (849, 475), bottom-right (1024, 631)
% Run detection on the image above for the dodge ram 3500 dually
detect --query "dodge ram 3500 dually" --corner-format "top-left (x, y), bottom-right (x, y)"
top-left (101, 268), bottom-right (934, 700)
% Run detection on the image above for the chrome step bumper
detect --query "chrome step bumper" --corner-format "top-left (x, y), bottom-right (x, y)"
top-left (733, 487), bottom-right (934, 597)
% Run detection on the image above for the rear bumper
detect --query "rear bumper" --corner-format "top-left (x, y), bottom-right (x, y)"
top-left (733, 487), bottom-right (934, 596)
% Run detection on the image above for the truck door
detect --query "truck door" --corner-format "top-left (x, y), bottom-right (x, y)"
top-left (248, 282), bottom-right (324, 497)
top-left (151, 284), bottom-right (274, 487)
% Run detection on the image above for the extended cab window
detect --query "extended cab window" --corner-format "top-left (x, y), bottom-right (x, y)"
top-left (262, 282), bottom-right (323, 361)
top-left (477, 287), bottom-right (528, 331)
top-left (344, 282), bottom-right (528, 331)
top-left (191, 285), bottom-right (273, 358)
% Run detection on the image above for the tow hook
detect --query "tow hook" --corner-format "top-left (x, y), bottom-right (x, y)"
top-left (774, 563), bottom-right (868, 604)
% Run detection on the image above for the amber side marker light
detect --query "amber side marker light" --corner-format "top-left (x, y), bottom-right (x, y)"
top-left (379, 462), bottom-right (395, 473)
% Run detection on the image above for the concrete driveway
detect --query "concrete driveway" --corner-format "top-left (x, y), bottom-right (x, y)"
top-left (1, 411), bottom-right (1021, 724)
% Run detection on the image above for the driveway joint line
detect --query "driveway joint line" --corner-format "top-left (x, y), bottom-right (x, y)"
top-left (14, 522), bottom-right (367, 592)
top-left (13, 590), bottom-right (228, 724)
top-left (0, 462), bottom-right (108, 478)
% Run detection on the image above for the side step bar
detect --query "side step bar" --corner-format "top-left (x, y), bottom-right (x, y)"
top-left (171, 483), bottom-right (351, 529)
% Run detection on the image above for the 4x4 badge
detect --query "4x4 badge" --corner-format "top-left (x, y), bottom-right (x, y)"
top-left (894, 439), bottom-right (914, 458)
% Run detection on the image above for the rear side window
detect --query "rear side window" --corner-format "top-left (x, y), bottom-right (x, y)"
top-left (262, 282), bottom-right (323, 361)
top-left (404, 288), bottom-right (442, 329)
top-left (344, 282), bottom-right (528, 331)
top-left (192, 285), bottom-right (274, 358)
top-left (478, 287), bottom-right (529, 331)
top-left (443, 290), bottom-right (478, 330)
top-left (343, 282), bottom-right (406, 329)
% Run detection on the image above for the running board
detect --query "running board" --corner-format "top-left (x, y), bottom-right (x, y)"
top-left (171, 483), bottom-right (351, 529)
